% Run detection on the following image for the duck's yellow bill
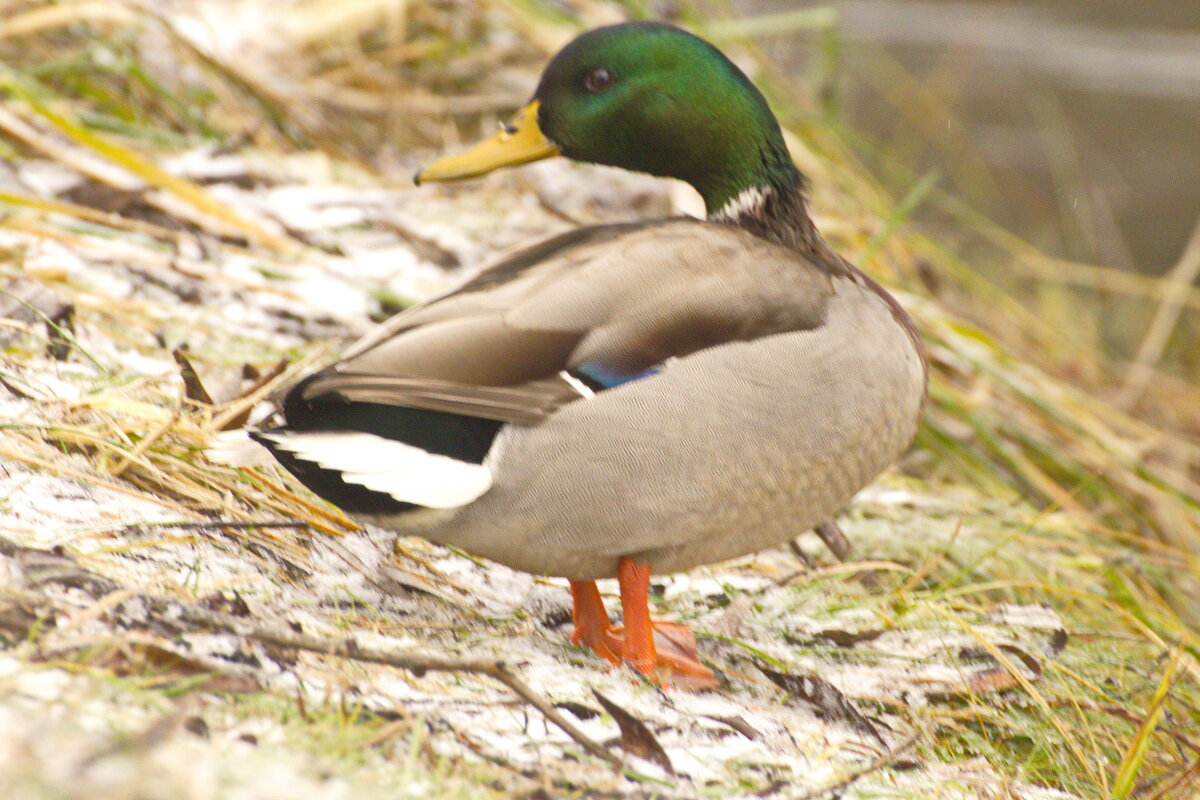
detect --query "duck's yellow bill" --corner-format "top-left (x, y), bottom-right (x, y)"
top-left (414, 101), bottom-right (559, 184)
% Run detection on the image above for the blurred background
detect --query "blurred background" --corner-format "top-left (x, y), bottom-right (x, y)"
top-left (757, 0), bottom-right (1200, 276)
top-left (3, 3), bottom-right (1199, 794)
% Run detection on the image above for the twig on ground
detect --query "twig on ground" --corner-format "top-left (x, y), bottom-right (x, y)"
top-left (0, 535), bottom-right (618, 767)
top-left (176, 603), bottom-right (619, 766)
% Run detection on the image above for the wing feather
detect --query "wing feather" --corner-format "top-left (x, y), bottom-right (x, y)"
top-left (296, 373), bottom-right (583, 425)
top-left (257, 431), bottom-right (491, 508)
top-left (293, 219), bottom-right (833, 427)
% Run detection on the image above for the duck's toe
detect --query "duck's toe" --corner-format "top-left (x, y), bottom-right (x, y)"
top-left (615, 558), bottom-right (718, 689)
top-left (568, 574), bottom-right (717, 687)
top-left (618, 620), bottom-right (718, 689)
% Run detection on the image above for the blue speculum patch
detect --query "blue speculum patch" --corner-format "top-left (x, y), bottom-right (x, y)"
top-left (572, 362), bottom-right (660, 390)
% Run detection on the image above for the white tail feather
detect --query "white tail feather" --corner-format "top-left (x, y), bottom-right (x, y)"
top-left (207, 430), bottom-right (277, 467)
top-left (257, 431), bottom-right (492, 509)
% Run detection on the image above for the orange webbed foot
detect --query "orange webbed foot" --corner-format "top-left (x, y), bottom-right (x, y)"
top-left (616, 559), bottom-right (718, 689)
top-left (566, 563), bottom-right (718, 690)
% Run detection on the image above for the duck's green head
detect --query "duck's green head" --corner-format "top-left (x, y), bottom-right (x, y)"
top-left (416, 22), bottom-right (800, 217)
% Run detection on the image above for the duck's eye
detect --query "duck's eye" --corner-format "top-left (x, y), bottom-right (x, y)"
top-left (583, 67), bottom-right (616, 93)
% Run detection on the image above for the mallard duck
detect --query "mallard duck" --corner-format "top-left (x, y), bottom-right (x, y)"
top-left (250, 21), bottom-right (927, 688)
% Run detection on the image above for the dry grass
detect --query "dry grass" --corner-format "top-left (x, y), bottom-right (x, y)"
top-left (1, 1), bottom-right (1198, 797)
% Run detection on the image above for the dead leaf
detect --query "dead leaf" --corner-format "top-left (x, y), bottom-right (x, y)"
top-left (107, 640), bottom-right (262, 693)
top-left (592, 689), bottom-right (674, 776)
top-left (173, 346), bottom-right (214, 405)
top-left (759, 666), bottom-right (887, 747)
top-left (944, 643), bottom-right (1046, 698)
top-left (704, 714), bottom-right (761, 741)
top-left (555, 701), bottom-right (600, 721)
top-left (809, 628), bottom-right (887, 648)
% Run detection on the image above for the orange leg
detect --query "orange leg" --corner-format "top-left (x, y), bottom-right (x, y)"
top-left (568, 562), bottom-right (718, 688)
top-left (569, 579), bottom-right (620, 665)
top-left (616, 559), bottom-right (657, 673)
top-left (616, 557), bottom-right (718, 689)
